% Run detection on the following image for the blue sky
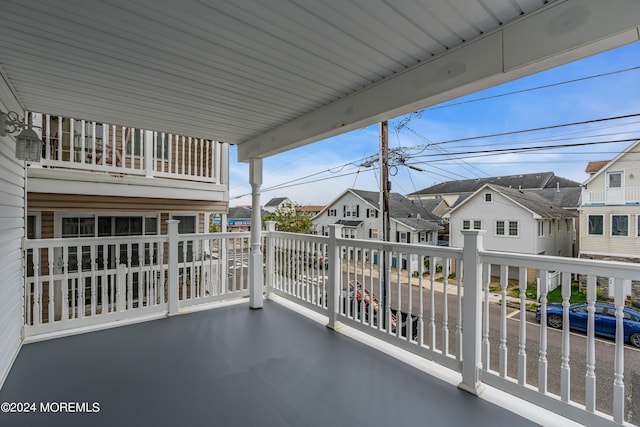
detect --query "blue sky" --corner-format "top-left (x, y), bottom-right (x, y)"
top-left (229, 41), bottom-right (640, 206)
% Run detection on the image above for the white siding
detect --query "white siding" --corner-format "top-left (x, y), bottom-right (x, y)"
top-left (448, 189), bottom-right (573, 257)
top-left (313, 192), bottom-right (381, 240)
top-left (0, 128), bottom-right (24, 388)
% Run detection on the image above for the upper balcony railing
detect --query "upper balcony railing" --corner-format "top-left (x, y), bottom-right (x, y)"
top-left (28, 112), bottom-right (224, 184)
top-left (582, 187), bottom-right (640, 205)
top-left (23, 225), bottom-right (640, 426)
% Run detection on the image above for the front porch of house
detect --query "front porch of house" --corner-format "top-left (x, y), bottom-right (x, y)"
top-left (6, 224), bottom-right (640, 426)
top-left (0, 299), bottom-right (543, 427)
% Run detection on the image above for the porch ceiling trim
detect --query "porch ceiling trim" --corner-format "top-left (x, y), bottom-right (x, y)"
top-left (237, 0), bottom-right (640, 161)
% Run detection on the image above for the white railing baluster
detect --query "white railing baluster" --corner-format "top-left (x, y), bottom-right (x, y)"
top-left (407, 255), bottom-right (413, 342)
top-left (76, 245), bottom-right (82, 318)
top-left (518, 267), bottom-right (527, 386)
top-left (418, 255), bottom-right (424, 347)
top-left (396, 251), bottom-right (402, 338)
top-left (188, 137), bottom-right (192, 176)
top-left (168, 134), bottom-right (172, 174)
top-left (482, 263), bottom-right (490, 370)
top-left (48, 247), bottom-right (54, 324)
top-left (455, 263), bottom-right (462, 360)
top-left (204, 139), bottom-right (209, 179)
top-left (62, 246), bottom-right (69, 320)
top-left (441, 260), bottom-right (449, 354)
top-left (499, 265), bottom-right (508, 378)
top-left (428, 257), bottom-right (436, 349)
top-left (560, 272), bottom-right (571, 402)
top-left (538, 270), bottom-right (549, 393)
top-left (80, 119), bottom-right (85, 164)
top-left (33, 249), bottom-right (40, 325)
top-left (127, 243), bottom-right (133, 309)
top-left (45, 114), bottom-right (51, 160)
top-left (91, 121), bottom-right (96, 166)
top-left (138, 243), bottom-right (144, 306)
top-left (585, 275), bottom-right (596, 412)
top-left (57, 116), bottom-right (63, 161)
top-left (90, 245), bottom-right (96, 316)
top-left (199, 139), bottom-right (204, 177)
top-left (102, 244), bottom-right (108, 314)
top-left (613, 278), bottom-right (626, 424)
top-left (69, 118), bottom-right (75, 163)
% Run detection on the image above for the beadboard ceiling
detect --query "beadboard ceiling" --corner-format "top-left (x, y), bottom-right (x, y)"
top-left (0, 0), bottom-right (638, 161)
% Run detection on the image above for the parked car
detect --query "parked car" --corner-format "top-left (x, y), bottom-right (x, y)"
top-left (535, 302), bottom-right (640, 348)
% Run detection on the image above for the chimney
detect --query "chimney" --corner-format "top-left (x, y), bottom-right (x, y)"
top-left (556, 182), bottom-right (560, 193)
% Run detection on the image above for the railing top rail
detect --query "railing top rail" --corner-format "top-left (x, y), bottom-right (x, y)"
top-left (25, 234), bottom-right (169, 249)
top-left (481, 248), bottom-right (640, 280)
top-left (264, 230), bottom-right (329, 243)
top-left (179, 232), bottom-right (250, 241)
top-left (337, 237), bottom-right (464, 259)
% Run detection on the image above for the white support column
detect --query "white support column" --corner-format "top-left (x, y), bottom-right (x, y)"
top-left (167, 219), bottom-right (179, 316)
top-left (326, 224), bottom-right (343, 330)
top-left (249, 158), bottom-right (264, 309)
top-left (144, 130), bottom-right (154, 177)
top-left (459, 230), bottom-right (485, 396)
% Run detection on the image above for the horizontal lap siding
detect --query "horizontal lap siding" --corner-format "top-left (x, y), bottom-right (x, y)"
top-left (27, 193), bottom-right (226, 213)
top-left (0, 133), bottom-right (25, 389)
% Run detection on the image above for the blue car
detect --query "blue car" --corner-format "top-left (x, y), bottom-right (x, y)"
top-left (536, 303), bottom-right (640, 348)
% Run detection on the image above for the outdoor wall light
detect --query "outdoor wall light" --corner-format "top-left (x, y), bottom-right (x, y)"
top-left (0, 110), bottom-right (42, 162)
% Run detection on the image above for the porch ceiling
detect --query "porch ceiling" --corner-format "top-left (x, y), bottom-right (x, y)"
top-left (0, 0), bottom-right (638, 162)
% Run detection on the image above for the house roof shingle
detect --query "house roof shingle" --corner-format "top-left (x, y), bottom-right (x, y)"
top-left (408, 172), bottom-right (580, 196)
top-left (585, 160), bottom-right (610, 174)
top-left (351, 189), bottom-right (441, 231)
top-left (487, 185), bottom-right (577, 219)
top-left (524, 187), bottom-right (582, 209)
top-left (265, 197), bottom-right (289, 207)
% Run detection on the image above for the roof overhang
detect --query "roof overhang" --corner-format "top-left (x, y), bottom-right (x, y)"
top-left (0, 0), bottom-right (638, 163)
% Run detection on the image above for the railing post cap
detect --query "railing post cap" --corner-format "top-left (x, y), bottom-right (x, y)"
top-left (166, 219), bottom-right (180, 224)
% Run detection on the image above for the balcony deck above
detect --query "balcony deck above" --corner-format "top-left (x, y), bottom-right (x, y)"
top-left (0, 301), bottom-right (541, 427)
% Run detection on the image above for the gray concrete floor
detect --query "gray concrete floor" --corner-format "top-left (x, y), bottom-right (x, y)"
top-left (0, 301), bottom-right (540, 427)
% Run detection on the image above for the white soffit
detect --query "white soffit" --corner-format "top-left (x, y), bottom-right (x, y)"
top-left (0, 0), bottom-right (638, 162)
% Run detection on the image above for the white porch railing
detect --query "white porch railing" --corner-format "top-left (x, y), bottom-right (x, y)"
top-left (265, 224), bottom-right (640, 427)
top-left (23, 223), bottom-right (640, 426)
top-left (582, 187), bottom-right (640, 205)
top-left (28, 112), bottom-right (222, 183)
top-left (24, 223), bottom-right (249, 337)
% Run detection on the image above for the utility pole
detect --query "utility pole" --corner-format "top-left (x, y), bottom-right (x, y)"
top-left (379, 120), bottom-right (390, 330)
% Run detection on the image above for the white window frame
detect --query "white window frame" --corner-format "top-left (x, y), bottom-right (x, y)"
top-left (484, 193), bottom-right (493, 203)
top-left (606, 171), bottom-right (624, 188)
top-left (341, 228), bottom-right (356, 239)
top-left (463, 219), bottom-right (481, 231)
top-left (54, 212), bottom-right (162, 238)
top-left (587, 215), bottom-right (604, 236)
top-left (370, 228), bottom-right (379, 239)
top-left (637, 215), bottom-right (640, 237)
top-left (495, 220), bottom-right (505, 236)
top-left (508, 220), bottom-right (519, 237)
top-left (537, 221), bottom-right (544, 237)
top-left (345, 205), bottom-right (358, 217)
top-left (610, 214), bottom-right (629, 237)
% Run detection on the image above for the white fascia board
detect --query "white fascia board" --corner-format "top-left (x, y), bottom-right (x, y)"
top-left (237, 0), bottom-right (640, 162)
top-left (0, 65), bottom-right (24, 113)
top-left (27, 169), bottom-right (227, 201)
